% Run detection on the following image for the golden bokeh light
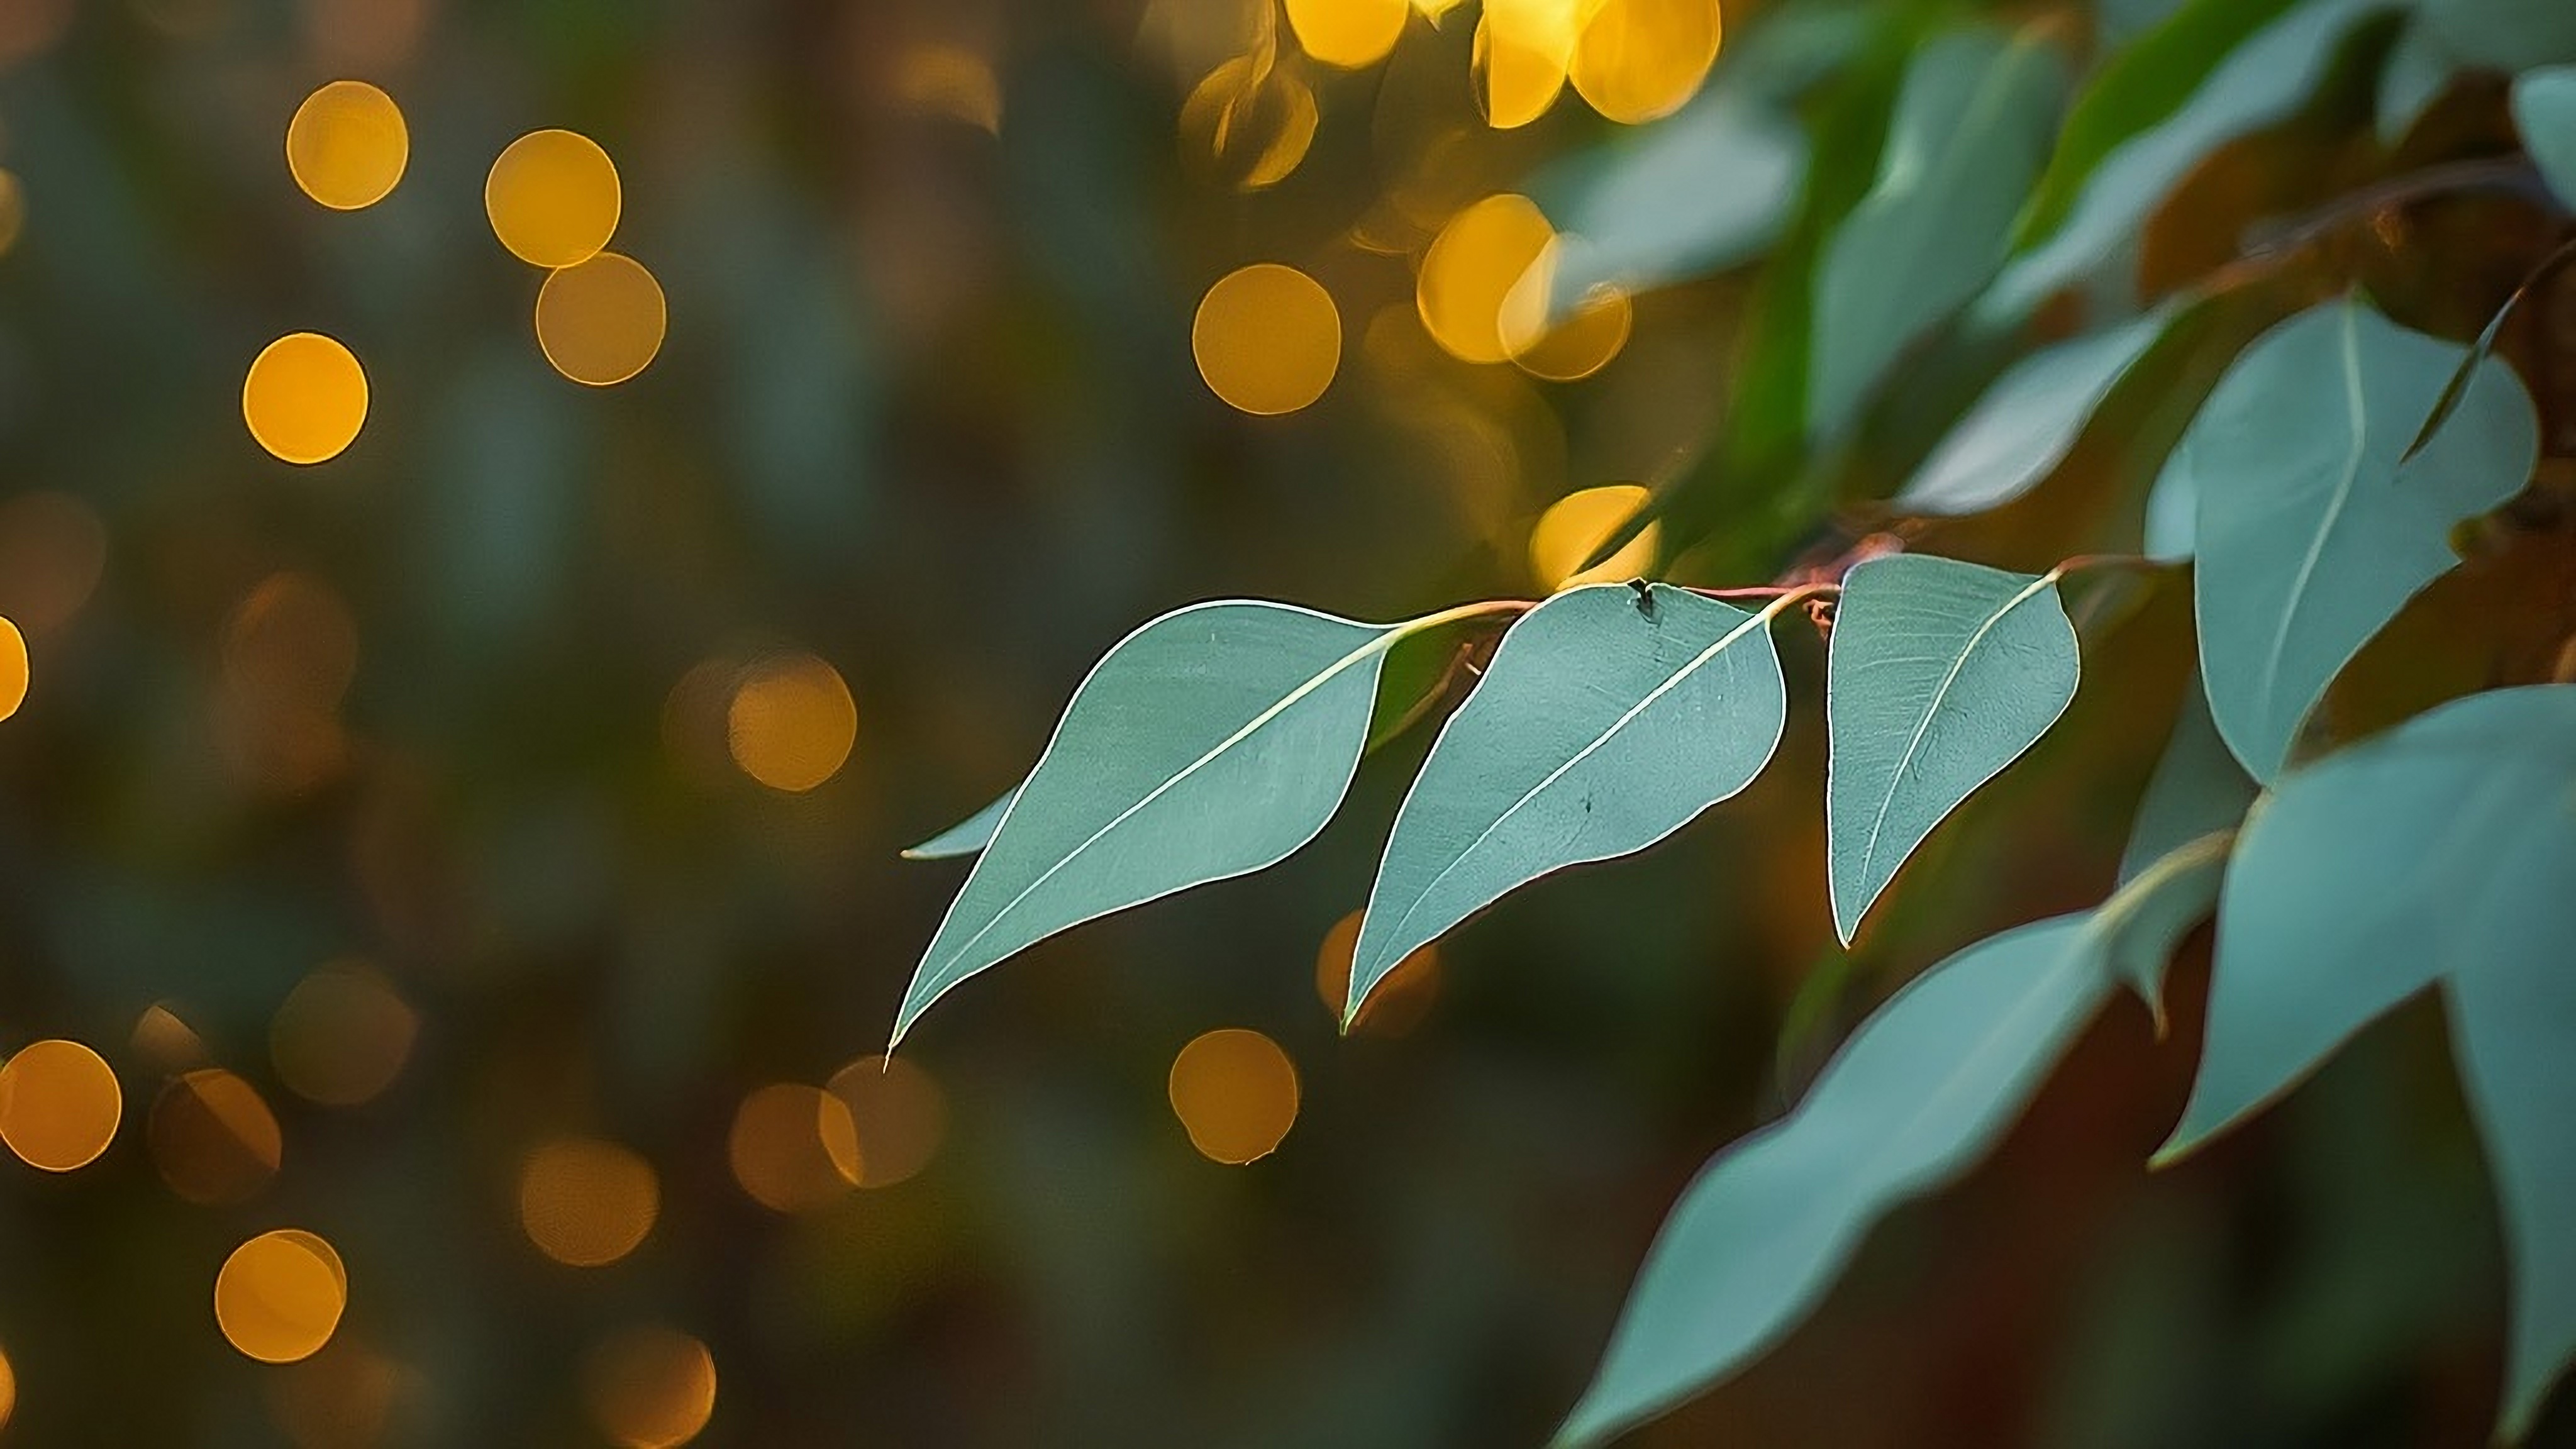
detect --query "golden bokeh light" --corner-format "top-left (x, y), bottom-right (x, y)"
top-left (1179, 55), bottom-right (1319, 192)
top-left (216, 1230), bottom-right (348, 1364)
top-left (1473, 0), bottom-right (1583, 129)
top-left (0, 1038), bottom-right (122, 1172)
top-left (584, 1326), bottom-right (716, 1449)
top-left (1530, 484), bottom-right (1659, 590)
top-left (131, 1001), bottom-right (211, 1072)
top-left (534, 250), bottom-right (666, 386)
top-left (1284, 0), bottom-right (1407, 69)
top-left (1500, 245), bottom-right (1633, 382)
top-left (0, 490), bottom-right (109, 638)
top-left (1417, 193), bottom-right (1554, 365)
top-left (1167, 1028), bottom-right (1299, 1164)
top-left (243, 332), bottom-right (369, 465)
top-left (267, 1338), bottom-right (402, 1449)
top-left (0, 616), bottom-right (25, 723)
top-left (1192, 262), bottom-right (1341, 416)
top-left (1314, 908), bottom-right (1443, 1035)
top-left (484, 128), bottom-right (621, 269)
top-left (150, 1069), bottom-right (283, 1206)
top-left (726, 653), bottom-right (858, 792)
top-left (728, 1083), bottom-right (860, 1213)
top-left (1569, 0), bottom-right (1722, 124)
top-left (0, 169), bottom-right (23, 258)
top-left (825, 1054), bottom-right (948, 1189)
top-left (270, 961), bottom-right (417, 1108)
top-left (518, 1136), bottom-right (660, 1267)
top-left (285, 80), bottom-right (408, 210)
top-left (0, 1341), bottom-right (13, 1431)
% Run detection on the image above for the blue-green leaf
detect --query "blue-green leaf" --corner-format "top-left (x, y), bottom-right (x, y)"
top-left (1896, 309), bottom-right (2170, 516)
top-left (1808, 26), bottom-right (2065, 442)
top-left (2378, 19), bottom-right (2460, 145)
top-left (901, 786), bottom-right (1018, 861)
top-left (894, 602), bottom-right (1405, 1043)
top-left (2118, 685), bottom-right (2256, 884)
top-left (1982, 0), bottom-right (2398, 324)
top-left (2188, 300), bottom-right (2538, 782)
top-left (2099, 830), bottom-right (2232, 1030)
top-left (1554, 914), bottom-right (2113, 1447)
top-left (1540, 94), bottom-right (1806, 311)
top-left (2157, 685), bottom-right (2576, 1437)
top-left (2512, 67), bottom-right (2576, 211)
top-left (2423, 0), bottom-right (2576, 75)
top-left (1350, 586), bottom-right (1787, 1021)
top-left (1826, 554), bottom-right (2080, 944)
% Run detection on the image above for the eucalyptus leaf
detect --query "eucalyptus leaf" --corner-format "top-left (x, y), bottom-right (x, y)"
top-left (895, 601), bottom-right (1411, 1043)
top-left (1808, 26), bottom-right (2065, 442)
top-left (2187, 300), bottom-right (2538, 782)
top-left (1896, 309), bottom-right (2171, 516)
top-left (1350, 586), bottom-right (1787, 1021)
top-left (1540, 94), bottom-right (1807, 311)
top-left (1554, 914), bottom-right (2112, 1446)
top-left (901, 786), bottom-right (1018, 861)
top-left (2157, 685), bottom-right (2576, 1438)
top-left (2379, 19), bottom-right (2460, 145)
top-left (1826, 554), bottom-right (2080, 944)
top-left (2512, 67), bottom-right (2576, 211)
top-left (2098, 830), bottom-right (2232, 1029)
top-left (1983, 0), bottom-right (2397, 324)
top-left (2118, 686), bottom-right (2256, 884)
top-left (2423, 0), bottom-right (2576, 74)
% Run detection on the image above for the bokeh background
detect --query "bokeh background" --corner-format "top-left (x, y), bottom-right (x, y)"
top-left (0, 0), bottom-right (2562, 1443)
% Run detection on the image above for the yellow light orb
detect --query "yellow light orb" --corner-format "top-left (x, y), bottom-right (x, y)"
top-left (1501, 247), bottom-right (1633, 382)
top-left (131, 1001), bottom-right (210, 1072)
top-left (1569, 0), bottom-right (1721, 124)
top-left (285, 80), bottom-right (408, 210)
top-left (0, 1038), bottom-right (122, 1172)
top-left (0, 616), bottom-right (25, 722)
top-left (535, 251), bottom-right (666, 386)
top-left (243, 333), bottom-right (369, 465)
top-left (726, 653), bottom-right (857, 793)
top-left (0, 1341), bottom-right (13, 1431)
top-left (216, 1230), bottom-right (348, 1364)
top-left (484, 128), bottom-right (620, 269)
top-left (728, 1084), bottom-right (860, 1213)
top-left (518, 1136), bottom-right (660, 1267)
top-left (1472, 0), bottom-right (1582, 130)
top-left (0, 169), bottom-right (23, 258)
top-left (1530, 484), bottom-right (1659, 590)
top-left (1284, 0), bottom-right (1408, 69)
top-left (1167, 1028), bottom-right (1299, 1164)
top-left (584, 1326), bottom-right (716, 1449)
top-left (1314, 908), bottom-right (1443, 1035)
top-left (1179, 55), bottom-right (1319, 192)
top-left (1416, 193), bottom-right (1555, 365)
top-left (270, 962), bottom-right (417, 1108)
top-left (1192, 262), bottom-right (1341, 416)
top-left (149, 1068), bottom-right (283, 1206)
top-left (824, 1055), bottom-right (948, 1189)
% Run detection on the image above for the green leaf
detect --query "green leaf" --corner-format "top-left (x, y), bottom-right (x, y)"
top-left (2378, 19), bottom-right (2460, 145)
top-left (2118, 685), bottom-right (2256, 884)
top-left (1349, 586), bottom-right (1787, 1021)
top-left (2097, 830), bottom-right (2232, 1031)
top-left (901, 786), bottom-right (1018, 861)
top-left (1983, 0), bottom-right (2397, 323)
top-left (1896, 309), bottom-right (2171, 516)
top-left (2157, 685), bottom-right (2576, 1438)
top-left (2512, 67), bottom-right (2576, 211)
top-left (2423, 0), bottom-right (2576, 75)
top-left (894, 601), bottom-right (1416, 1043)
top-left (1540, 94), bottom-right (1807, 311)
top-left (2187, 299), bottom-right (2538, 782)
top-left (1826, 554), bottom-right (2080, 944)
top-left (1553, 914), bottom-right (2113, 1447)
top-left (1807, 26), bottom-right (2065, 441)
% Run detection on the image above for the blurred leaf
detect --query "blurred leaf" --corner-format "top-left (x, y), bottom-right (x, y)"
top-left (2098, 830), bottom-right (2231, 1029)
top-left (2156, 685), bottom-right (2576, 1439)
top-left (1826, 555), bottom-right (2080, 944)
top-left (1895, 309), bottom-right (2172, 516)
top-left (1350, 585), bottom-right (1785, 1021)
top-left (2187, 300), bottom-right (2537, 782)
top-left (1807, 26), bottom-right (2065, 442)
top-left (1984, 0), bottom-right (2399, 323)
top-left (2512, 67), bottom-right (2576, 210)
top-left (1540, 94), bottom-right (1807, 309)
top-left (902, 787), bottom-right (1019, 861)
top-left (2378, 19), bottom-right (2460, 145)
top-left (1553, 913), bottom-right (2112, 1447)
top-left (895, 602), bottom-right (1405, 1042)
top-left (2423, 0), bottom-right (2576, 74)
top-left (2118, 685), bottom-right (2257, 884)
